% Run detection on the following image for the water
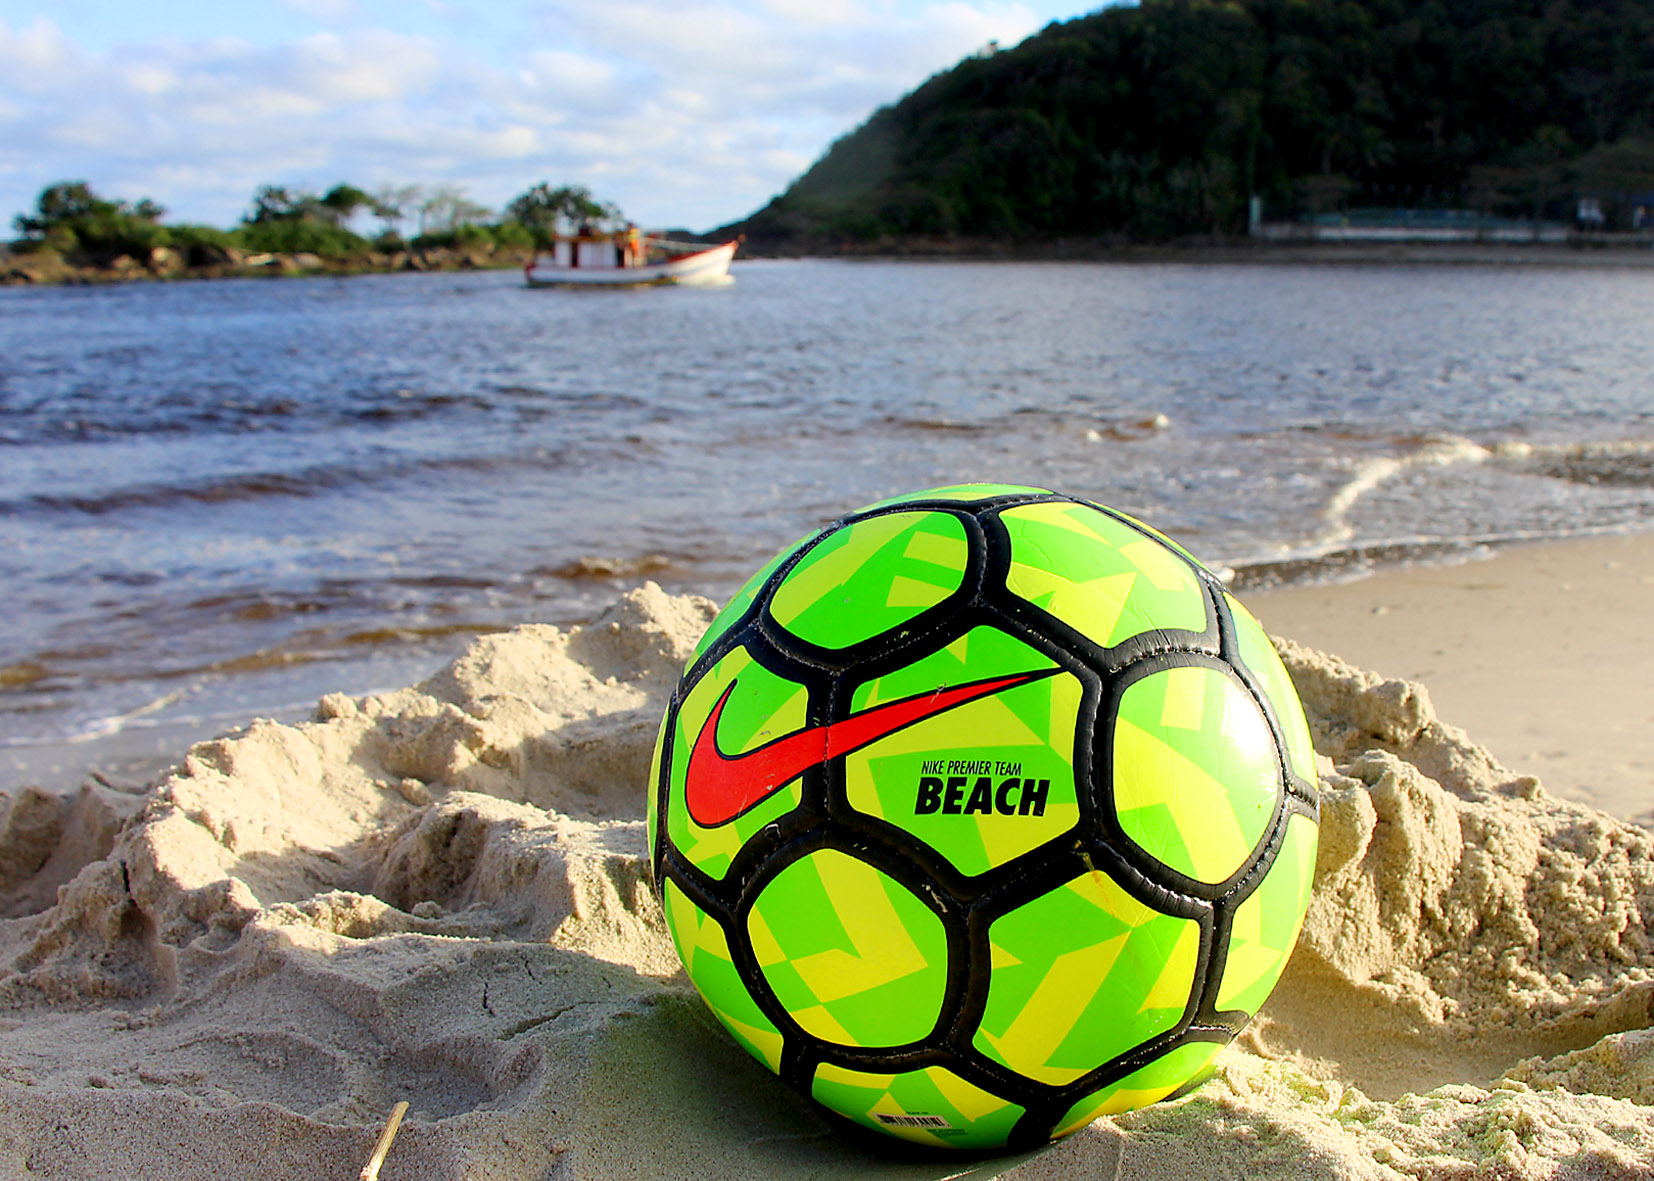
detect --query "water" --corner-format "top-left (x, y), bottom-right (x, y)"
top-left (4, 259), bottom-right (1653, 788)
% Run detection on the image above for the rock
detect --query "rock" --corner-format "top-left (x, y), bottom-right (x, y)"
top-left (244, 254), bottom-right (299, 275)
top-left (147, 246), bottom-right (184, 275)
top-left (185, 243), bottom-right (243, 268)
top-left (0, 249), bottom-right (72, 285)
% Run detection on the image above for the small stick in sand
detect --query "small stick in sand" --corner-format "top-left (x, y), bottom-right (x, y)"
top-left (358, 1100), bottom-right (409, 1181)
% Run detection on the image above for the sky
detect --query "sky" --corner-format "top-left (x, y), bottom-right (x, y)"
top-left (0, 0), bottom-right (1102, 234)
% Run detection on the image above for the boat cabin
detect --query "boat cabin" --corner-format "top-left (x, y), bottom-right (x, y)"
top-left (550, 227), bottom-right (644, 269)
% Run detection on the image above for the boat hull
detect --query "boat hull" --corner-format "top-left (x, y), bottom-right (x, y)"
top-left (524, 240), bottom-right (737, 288)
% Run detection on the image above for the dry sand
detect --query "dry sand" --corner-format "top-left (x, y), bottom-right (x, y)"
top-left (1252, 532), bottom-right (1654, 825)
top-left (3, 569), bottom-right (1653, 1180)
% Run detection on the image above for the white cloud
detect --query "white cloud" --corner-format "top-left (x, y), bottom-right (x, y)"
top-left (120, 62), bottom-right (178, 96)
top-left (287, 31), bottom-right (442, 102)
top-left (0, 16), bottom-right (86, 90)
top-left (0, 1), bottom-right (1054, 233)
top-left (518, 49), bottom-right (625, 112)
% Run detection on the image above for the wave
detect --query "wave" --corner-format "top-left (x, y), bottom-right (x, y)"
top-left (0, 689), bottom-right (316, 751)
top-left (0, 385), bottom-right (655, 447)
top-left (0, 445), bottom-right (589, 517)
top-left (1226, 537), bottom-right (1496, 593)
top-left (0, 389), bottom-right (472, 446)
top-left (0, 614), bottom-right (506, 710)
top-left (1224, 433), bottom-right (1654, 591)
top-left (0, 661), bottom-right (51, 689)
top-left (1084, 413), bottom-right (1172, 443)
top-left (1312, 435), bottom-right (1654, 551)
top-left (1227, 521), bottom-right (1654, 594)
top-left (536, 554), bottom-right (678, 580)
top-left (1315, 435), bottom-right (1494, 550)
top-left (1501, 439), bottom-right (1654, 489)
top-left (873, 408), bottom-right (1172, 441)
top-left (877, 415), bottom-right (991, 433)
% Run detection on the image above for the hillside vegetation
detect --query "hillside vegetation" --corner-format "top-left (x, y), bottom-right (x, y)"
top-left (3, 180), bottom-right (628, 284)
top-left (731, 0), bottom-right (1654, 246)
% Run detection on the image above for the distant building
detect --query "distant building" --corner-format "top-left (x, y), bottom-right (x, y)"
top-left (1252, 206), bottom-right (1569, 243)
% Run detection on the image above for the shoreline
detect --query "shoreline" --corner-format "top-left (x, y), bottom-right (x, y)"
top-left (0, 244), bottom-right (534, 287)
top-left (8, 238), bottom-right (1654, 287)
top-left (733, 237), bottom-right (1654, 268)
top-left (11, 531), bottom-right (1650, 829)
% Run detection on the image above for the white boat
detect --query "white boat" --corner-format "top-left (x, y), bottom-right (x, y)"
top-left (524, 232), bottom-right (737, 288)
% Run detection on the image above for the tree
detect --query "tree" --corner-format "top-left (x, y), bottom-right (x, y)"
top-left (246, 185), bottom-right (324, 224)
top-left (14, 181), bottom-right (165, 238)
top-left (371, 184), bottom-right (422, 236)
top-left (451, 196), bottom-right (492, 229)
top-left (1572, 137), bottom-right (1654, 228)
top-left (239, 183), bottom-right (373, 257)
top-left (1512, 125), bottom-right (1579, 231)
top-left (417, 184), bottom-right (492, 234)
top-left (505, 183), bottom-right (621, 241)
top-left (319, 183), bottom-right (372, 228)
top-left (12, 180), bottom-right (169, 259)
top-left (14, 181), bottom-right (100, 235)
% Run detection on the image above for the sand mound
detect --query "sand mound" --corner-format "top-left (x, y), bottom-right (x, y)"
top-left (2, 586), bottom-right (1651, 1179)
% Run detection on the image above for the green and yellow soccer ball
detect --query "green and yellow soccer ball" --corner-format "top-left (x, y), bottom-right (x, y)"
top-left (647, 484), bottom-right (1318, 1151)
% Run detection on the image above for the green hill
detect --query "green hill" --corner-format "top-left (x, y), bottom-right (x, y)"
top-left (728, 0), bottom-right (1654, 248)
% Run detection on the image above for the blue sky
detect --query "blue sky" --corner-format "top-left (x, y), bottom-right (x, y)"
top-left (1, 0), bottom-right (1103, 234)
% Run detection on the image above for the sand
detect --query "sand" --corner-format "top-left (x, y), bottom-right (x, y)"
top-left (3, 571), bottom-right (1653, 1180)
top-left (1251, 532), bottom-right (1654, 825)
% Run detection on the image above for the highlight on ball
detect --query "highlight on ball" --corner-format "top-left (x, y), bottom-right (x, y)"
top-left (647, 483), bottom-right (1319, 1151)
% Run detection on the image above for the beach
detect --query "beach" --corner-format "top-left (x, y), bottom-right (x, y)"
top-left (1252, 532), bottom-right (1654, 826)
top-left (4, 535), bottom-right (1653, 1180)
top-left (6, 258), bottom-right (1654, 1179)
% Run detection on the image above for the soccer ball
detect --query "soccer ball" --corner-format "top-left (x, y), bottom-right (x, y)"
top-left (647, 484), bottom-right (1318, 1151)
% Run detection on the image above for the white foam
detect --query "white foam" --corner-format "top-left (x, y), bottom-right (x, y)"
top-left (1316, 435), bottom-right (1492, 549)
top-left (1497, 436), bottom-right (1654, 467)
top-left (62, 691), bottom-right (184, 744)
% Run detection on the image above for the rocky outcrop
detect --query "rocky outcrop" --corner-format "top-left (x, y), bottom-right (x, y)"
top-left (0, 244), bottom-right (533, 286)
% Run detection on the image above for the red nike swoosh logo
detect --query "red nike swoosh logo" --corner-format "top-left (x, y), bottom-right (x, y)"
top-left (684, 669), bottom-right (1056, 827)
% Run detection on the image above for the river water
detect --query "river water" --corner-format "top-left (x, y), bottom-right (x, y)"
top-left (4, 258), bottom-right (1653, 788)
